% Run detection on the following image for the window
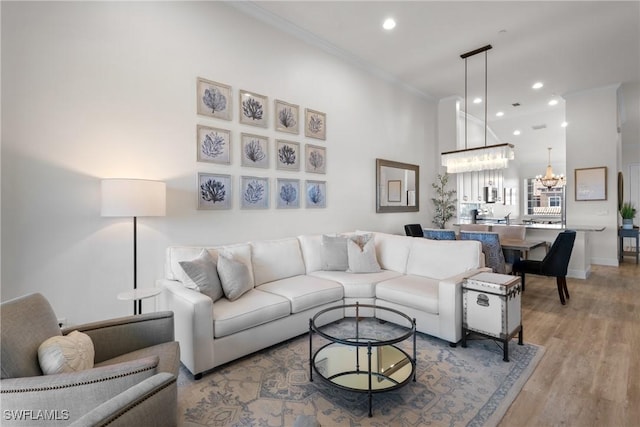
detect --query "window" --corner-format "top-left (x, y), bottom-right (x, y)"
top-left (526, 178), bottom-right (564, 217)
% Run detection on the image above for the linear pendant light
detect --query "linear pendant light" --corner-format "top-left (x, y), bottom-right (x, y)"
top-left (441, 44), bottom-right (514, 173)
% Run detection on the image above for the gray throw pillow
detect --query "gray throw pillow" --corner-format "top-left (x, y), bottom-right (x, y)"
top-left (179, 250), bottom-right (224, 302)
top-left (216, 252), bottom-right (253, 301)
top-left (347, 233), bottom-right (381, 273)
top-left (321, 235), bottom-right (349, 271)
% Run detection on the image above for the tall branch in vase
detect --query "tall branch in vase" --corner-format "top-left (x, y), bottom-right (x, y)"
top-left (431, 173), bottom-right (457, 229)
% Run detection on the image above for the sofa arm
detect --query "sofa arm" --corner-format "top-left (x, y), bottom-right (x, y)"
top-left (63, 312), bottom-right (175, 364)
top-left (156, 279), bottom-right (214, 377)
top-left (69, 372), bottom-right (177, 427)
top-left (0, 357), bottom-right (159, 427)
top-left (437, 267), bottom-right (491, 343)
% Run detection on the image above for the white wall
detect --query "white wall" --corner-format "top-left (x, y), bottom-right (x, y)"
top-left (565, 85), bottom-right (620, 266)
top-left (1, 2), bottom-right (436, 324)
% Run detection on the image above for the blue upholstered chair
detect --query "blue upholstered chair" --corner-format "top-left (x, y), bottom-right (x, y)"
top-left (404, 224), bottom-right (425, 237)
top-left (460, 231), bottom-right (507, 274)
top-left (513, 230), bottom-right (576, 305)
top-left (423, 228), bottom-right (457, 240)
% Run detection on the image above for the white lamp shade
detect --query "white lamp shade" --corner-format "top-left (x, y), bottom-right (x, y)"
top-left (101, 179), bottom-right (166, 217)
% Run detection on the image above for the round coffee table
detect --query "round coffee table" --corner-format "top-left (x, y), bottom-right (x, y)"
top-left (309, 303), bottom-right (416, 417)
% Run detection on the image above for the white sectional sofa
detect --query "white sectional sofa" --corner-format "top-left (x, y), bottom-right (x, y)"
top-left (157, 232), bottom-right (486, 379)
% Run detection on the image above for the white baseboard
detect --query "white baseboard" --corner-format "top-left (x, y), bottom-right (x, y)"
top-left (591, 257), bottom-right (619, 267)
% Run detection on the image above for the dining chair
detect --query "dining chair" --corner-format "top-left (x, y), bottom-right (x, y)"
top-left (423, 228), bottom-right (457, 240)
top-left (512, 230), bottom-right (577, 305)
top-left (404, 224), bottom-right (425, 237)
top-left (460, 231), bottom-right (507, 274)
top-left (493, 225), bottom-right (527, 264)
top-left (459, 224), bottom-right (490, 232)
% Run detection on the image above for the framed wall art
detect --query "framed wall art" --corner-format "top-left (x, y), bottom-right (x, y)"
top-left (275, 99), bottom-right (299, 134)
top-left (198, 173), bottom-right (232, 210)
top-left (240, 176), bottom-right (269, 209)
top-left (276, 178), bottom-right (300, 209)
top-left (305, 180), bottom-right (326, 208)
top-left (197, 125), bottom-right (231, 164)
top-left (196, 78), bottom-right (231, 121)
top-left (305, 144), bottom-right (326, 174)
top-left (276, 140), bottom-right (300, 171)
top-left (387, 180), bottom-right (402, 202)
top-left (240, 133), bottom-right (269, 169)
top-left (304, 108), bottom-right (326, 140)
top-left (239, 90), bottom-right (268, 128)
top-left (575, 166), bottom-right (607, 201)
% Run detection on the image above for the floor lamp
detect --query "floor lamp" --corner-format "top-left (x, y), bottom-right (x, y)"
top-left (101, 179), bottom-right (166, 315)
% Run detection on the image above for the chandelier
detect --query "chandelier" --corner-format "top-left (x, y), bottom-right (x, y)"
top-left (536, 147), bottom-right (566, 189)
top-left (441, 44), bottom-right (515, 173)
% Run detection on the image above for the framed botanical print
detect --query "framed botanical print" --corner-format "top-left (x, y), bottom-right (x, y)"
top-left (276, 140), bottom-right (300, 171)
top-left (197, 125), bottom-right (231, 164)
top-left (275, 99), bottom-right (299, 134)
top-left (240, 176), bottom-right (269, 209)
top-left (240, 133), bottom-right (269, 169)
top-left (305, 144), bottom-right (326, 174)
top-left (276, 178), bottom-right (300, 209)
top-left (198, 173), bottom-right (232, 210)
top-left (305, 180), bottom-right (326, 208)
top-left (239, 90), bottom-right (268, 128)
top-left (304, 108), bottom-right (326, 140)
top-left (196, 78), bottom-right (231, 121)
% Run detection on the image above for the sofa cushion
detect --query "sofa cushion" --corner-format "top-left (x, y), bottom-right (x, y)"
top-left (370, 232), bottom-right (412, 273)
top-left (406, 239), bottom-right (482, 280)
top-left (321, 235), bottom-right (349, 271)
top-left (376, 275), bottom-right (440, 314)
top-left (257, 275), bottom-right (343, 313)
top-left (178, 249), bottom-right (223, 301)
top-left (213, 289), bottom-right (290, 338)
top-left (251, 238), bottom-right (306, 286)
top-left (217, 252), bottom-right (254, 301)
top-left (297, 234), bottom-right (323, 273)
top-left (347, 234), bottom-right (381, 273)
top-left (310, 270), bottom-right (402, 298)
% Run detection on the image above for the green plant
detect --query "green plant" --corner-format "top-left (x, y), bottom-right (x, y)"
top-left (620, 202), bottom-right (637, 219)
top-left (431, 173), bottom-right (457, 229)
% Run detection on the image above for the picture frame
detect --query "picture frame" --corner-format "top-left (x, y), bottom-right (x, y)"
top-left (240, 176), bottom-right (269, 209)
top-left (275, 99), bottom-right (300, 134)
top-left (239, 90), bottom-right (268, 128)
top-left (387, 180), bottom-right (401, 202)
top-left (276, 140), bottom-right (300, 171)
top-left (196, 125), bottom-right (231, 164)
top-left (196, 78), bottom-right (232, 121)
top-left (197, 173), bottom-right (232, 210)
top-left (575, 166), bottom-right (607, 201)
top-left (240, 133), bottom-right (269, 169)
top-left (304, 108), bottom-right (326, 140)
top-left (276, 178), bottom-right (300, 209)
top-left (305, 144), bottom-right (326, 174)
top-left (305, 180), bottom-right (326, 208)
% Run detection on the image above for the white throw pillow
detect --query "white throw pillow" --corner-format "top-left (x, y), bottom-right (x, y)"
top-left (217, 252), bottom-right (253, 301)
top-left (179, 249), bottom-right (224, 301)
top-left (38, 331), bottom-right (95, 375)
top-left (321, 235), bottom-right (349, 271)
top-left (347, 234), bottom-right (381, 273)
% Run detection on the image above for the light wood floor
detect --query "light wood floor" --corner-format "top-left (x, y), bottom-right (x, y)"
top-left (499, 261), bottom-right (640, 427)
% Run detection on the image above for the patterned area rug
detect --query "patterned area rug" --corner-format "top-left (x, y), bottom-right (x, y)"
top-left (178, 319), bottom-right (544, 427)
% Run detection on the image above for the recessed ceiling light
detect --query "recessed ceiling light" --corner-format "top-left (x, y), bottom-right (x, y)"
top-left (513, 130), bottom-right (521, 136)
top-left (548, 99), bottom-right (559, 106)
top-left (473, 97), bottom-right (482, 104)
top-left (532, 82), bottom-right (544, 90)
top-left (382, 18), bottom-right (396, 30)
top-left (561, 121), bottom-right (568, 128)
top-left (496, 111), bottom-right (504, 117)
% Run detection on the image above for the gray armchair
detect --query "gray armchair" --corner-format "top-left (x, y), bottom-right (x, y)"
top-left (0, 293), bottom-right (180, 427)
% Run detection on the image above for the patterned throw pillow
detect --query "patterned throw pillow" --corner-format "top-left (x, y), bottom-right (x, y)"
top-left (346, 233), bottom-right (381, 273)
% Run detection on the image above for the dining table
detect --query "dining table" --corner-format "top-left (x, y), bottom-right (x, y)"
top-left (499, 238), bottom-right (547, 260)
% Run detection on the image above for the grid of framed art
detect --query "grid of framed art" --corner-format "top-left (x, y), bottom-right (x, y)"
top-left (196, 77), bottom-right (327, 210)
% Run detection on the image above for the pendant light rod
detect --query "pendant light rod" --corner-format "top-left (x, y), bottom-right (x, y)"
top-left (484, 50), bottom-right (488, 147)
top-left (460, 44), bottom-right (492, 59)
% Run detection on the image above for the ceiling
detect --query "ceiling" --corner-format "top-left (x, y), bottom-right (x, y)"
top-left (238, 1), bottom-right (640, 166)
